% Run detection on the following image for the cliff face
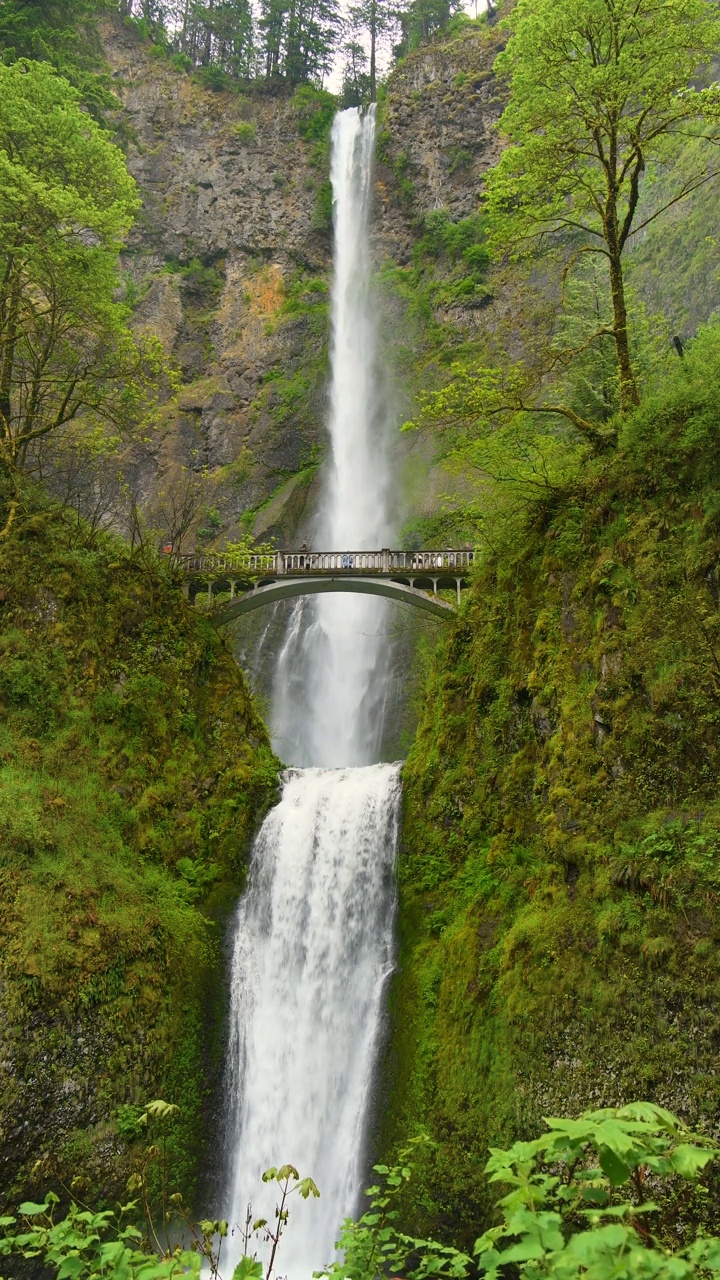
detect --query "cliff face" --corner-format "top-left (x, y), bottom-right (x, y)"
top-left (377, 22), bottom-right (505, 263)
top-left (101, 16), bottom-right (505, 550)
top-left (104, 15), bottom-right (331, 545)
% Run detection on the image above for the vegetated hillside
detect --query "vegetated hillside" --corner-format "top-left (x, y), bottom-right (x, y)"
top-left (380, 327), bottom-right (720, 1246)
top-left (0, 488), bottom-right (278, 1207)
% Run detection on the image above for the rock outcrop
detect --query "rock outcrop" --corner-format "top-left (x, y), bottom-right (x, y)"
top-left (100, 16), bottom-right (506, 549)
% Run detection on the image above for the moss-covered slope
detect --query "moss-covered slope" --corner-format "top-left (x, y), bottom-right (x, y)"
top-left (0, 493), bottom-right (278, 1206)
top-left (381, 328), bottom-right (720, 1247)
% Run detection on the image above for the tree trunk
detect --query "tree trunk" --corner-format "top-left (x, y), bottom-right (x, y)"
top-left (370, 0), bottom-right (376, 101)
top-left (0, 275), bottom-right (20, 459)
top-left (203, 0), bottom-right (214, 65)
top-left (608, 249), bottom-right (639, 412)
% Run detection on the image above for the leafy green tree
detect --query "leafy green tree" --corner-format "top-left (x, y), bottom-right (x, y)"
top-left (484, 0), bottom-right (720, 412)
top-left (0, 62), bottom-right (162, 509)
top-left (0, 0), bottom-right (114, 113)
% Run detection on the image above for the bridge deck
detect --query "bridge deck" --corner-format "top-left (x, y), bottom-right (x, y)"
top-left (179, 548), bottom-right (475, 578)
top-left (177, 548), bottom-right (475, 619)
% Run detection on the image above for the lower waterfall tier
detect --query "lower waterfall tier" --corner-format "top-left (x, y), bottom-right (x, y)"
top-left (223, 763), bottom-right (402, 1279)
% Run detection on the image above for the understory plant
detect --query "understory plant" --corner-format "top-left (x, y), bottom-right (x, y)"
top-left (3, 1102), bottom-right (719, 1280)
top-left (0, 1102), bottom-right (318, 1280)
top-left (320, 1103), bottom-right (720, 1280)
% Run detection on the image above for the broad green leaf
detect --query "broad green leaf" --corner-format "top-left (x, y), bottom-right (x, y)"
top-left (599, 1146), bottom-right (631, 1185)
top-left (669, 1144), bottom-right (715, 1178)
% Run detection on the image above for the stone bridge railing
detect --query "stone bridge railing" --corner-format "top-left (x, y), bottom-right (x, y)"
top-left (178, 549), bottom-right (476, 577)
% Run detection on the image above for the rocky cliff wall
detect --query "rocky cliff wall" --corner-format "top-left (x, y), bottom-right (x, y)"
top-left (104, 15), bottom-right (331, 546)
top-left (102, 16), bottom-right (506, 551)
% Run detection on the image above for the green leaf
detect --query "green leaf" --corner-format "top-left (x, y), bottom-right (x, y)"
top-left (599, 1146), bottom-right (631, 1186)
top-left (669, 1143), bottom-right (715, 1179)
top-left (232, 1256), bottom-right (264, 1280)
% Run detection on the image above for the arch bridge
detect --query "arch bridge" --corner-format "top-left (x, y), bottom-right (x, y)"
top-left (178, 549), bottom-right (475, 622)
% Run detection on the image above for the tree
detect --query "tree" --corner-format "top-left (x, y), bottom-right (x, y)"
top-left (0, 62), bottom-right (162, 490)
top-left (341, 40), bottom-right (371, 106)
top-left (346, 0), bottom-right (398, 102)
top-left (393, 0), bottom-right (462, 59)
top-left (257, 0), bottom-right (341, 83)
top-left (0, 0), bottom-right (114, 114)
top-left (484, 0), bottom-right (720, 413)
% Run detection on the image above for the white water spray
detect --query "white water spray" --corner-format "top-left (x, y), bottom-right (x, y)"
top-left (223, 107), bottom-right (400, 1279)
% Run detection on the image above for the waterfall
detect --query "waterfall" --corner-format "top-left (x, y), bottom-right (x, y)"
top-left (270, 104), bottom-right (396, 769)
top-left (223, 107), bottom-right (400, 1279)
top-left (223, 765), bottom-right (400, 1276)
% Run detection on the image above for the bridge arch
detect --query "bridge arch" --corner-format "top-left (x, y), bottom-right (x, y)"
top-left (210, 575), bottom-right (455, 622)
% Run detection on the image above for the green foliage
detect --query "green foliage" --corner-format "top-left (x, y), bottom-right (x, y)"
top-left (233, 120), bottom-right (257, 142)
top-left (0, 0), bottom-right (114, 115)
top-left (411, 209), bottom-right (491, 308)
top-left (0, 1195), bottom-right (202, 1280)
top-left (0, 487), bottom-right (279, 1203)
top-left (312, 179), bottom-right (334, 232)
top-left (330, 1107), bottom-right (720, 1280)
top-left (293, 83), bottom-right (338, 140)
top-left (485, 0), bottom-right (720, 409)
top-left (198, 64), bottom-right (233, 91)
top-left (116, 1104), bottom-right (147, 1142)
top-left (0, 1141), bottom-right (318, 1280)
top-left (169, 50), bottom-right (193, 72)
top-left (447, 146), bottom-right (472, 175)
top-left (0, 61), bottom-right (164, 478)
top-left (383, 321), bottom-right (720, 1244)
top-left (394, 0), bottom-right (464, 57)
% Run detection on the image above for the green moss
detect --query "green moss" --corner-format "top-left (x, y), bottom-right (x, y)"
top-left (381, 326), bottom-right (720, 1248)
top-left (0, 485), bottom-right (279, 1208)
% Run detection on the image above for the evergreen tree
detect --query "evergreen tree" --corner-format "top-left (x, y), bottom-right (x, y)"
top-left (393, 0), bottom-right (462, 58)
top-left (341, 39), bottom-right (371, 106)
top-left (346, 0), bottom-right (398, 101)
top-left (258, 0), bottom-right (341, 84)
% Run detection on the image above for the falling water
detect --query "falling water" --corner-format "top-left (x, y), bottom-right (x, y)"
top-left (223, 107), bottom-right (401, 1279)
top-left (224, 765), bottom-right (400, 1276)
top-left (271, 104), bottom-right (396, 768)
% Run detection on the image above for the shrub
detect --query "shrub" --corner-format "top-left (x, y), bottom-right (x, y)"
top-left (293, 84), bottom-right (337, 141)
top-left (234, 120), bottom-right (256, 142)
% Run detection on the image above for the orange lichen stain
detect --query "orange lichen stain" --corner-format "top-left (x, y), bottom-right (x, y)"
top-left (248, 264), bottom-right (285, 317)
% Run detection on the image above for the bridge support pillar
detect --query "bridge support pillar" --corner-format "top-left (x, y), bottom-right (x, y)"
top-left (230, 579), bottom-right (237, 599)
top-left (431, 577), bottom-right (438, 595)
top-left (207, 582), bottom-right (213, 602)
top-left (456, 578), bottom-right (461, 606)
top-left (182, 582), bottom-right (190, 599)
